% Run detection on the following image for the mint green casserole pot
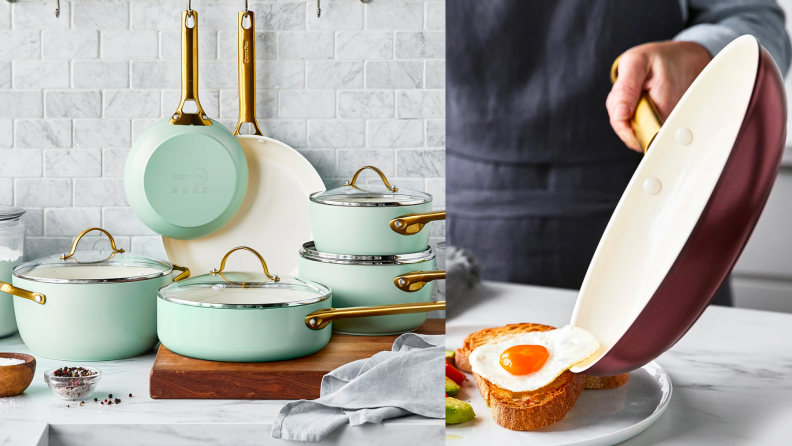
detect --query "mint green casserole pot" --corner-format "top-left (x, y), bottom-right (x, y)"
top-left (0, 228), bottom-right (189, 361)
top-left (310, 166), bottom-right (445, 255)
top-left (298, 242), bottom-right (445, 335)
top-left (157, 247), bottom-right (443, 362)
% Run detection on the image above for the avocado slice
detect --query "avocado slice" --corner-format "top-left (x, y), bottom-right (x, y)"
top-left (445, 376), bottom-right (460, 397)
top-left (445, 349), bottom-right (455, 363)
top-left (446, 397), bottom-right (475, 424)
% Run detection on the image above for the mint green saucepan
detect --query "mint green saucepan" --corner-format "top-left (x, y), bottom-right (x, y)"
top-left (310, 166), bottom-right (445, 255)
top-left (298, 242), bottom-right (445, 335)
top-left (157, 247), bottom-right (444, 362)
top-left (125, 9), bottom-right (248, 240)
top-left (0, 228), bottom-right (190, 361)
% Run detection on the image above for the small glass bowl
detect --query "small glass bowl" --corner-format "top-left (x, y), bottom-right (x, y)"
top-left (44, 367), bottom-right (102, 401)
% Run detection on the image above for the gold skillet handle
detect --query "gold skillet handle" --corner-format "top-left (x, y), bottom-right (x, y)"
top-left (0, 282), bottom-right (45, 305)
top-left (344, 166), bottom-right (398, 192)
top-left (61, 228), bottom-right (124, 261)
top-left (170, 10), bottom-right (212, 126)
top-left (234, 10), bottom-right (263, 136)
top-left (394, 270), bottom-right (445, 292)
top-left (390, 211), bottom-right (446, 236)
top-left (305, 301), bottom-right (445, 330)
top-left (172, 264), bottom-right (191, 282)
top-left (610, 56), bottom-right (663, 153)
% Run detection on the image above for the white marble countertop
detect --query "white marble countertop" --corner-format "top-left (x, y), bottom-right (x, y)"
top-left (447, 281), bottom-right (792, 445)
top-left (0, 334), bottom-right (442, 446)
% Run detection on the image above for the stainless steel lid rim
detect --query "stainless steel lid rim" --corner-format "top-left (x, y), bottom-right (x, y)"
top-left (299, 241), bottom-right (435, 264)
top-left (13, 255), bottom-right (175, 284)
top-left (157, 291), bottom-right (330, 309)
top-left (308, 190), bottom-right (432, 207)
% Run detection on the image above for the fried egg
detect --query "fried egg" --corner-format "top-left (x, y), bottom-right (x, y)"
top-left (469, 325), bottom-right (599, 392)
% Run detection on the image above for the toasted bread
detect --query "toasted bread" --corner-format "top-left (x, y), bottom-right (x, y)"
top-left (583, 373), bottom-right (629, 389)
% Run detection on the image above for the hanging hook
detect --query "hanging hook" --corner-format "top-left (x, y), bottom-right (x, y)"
top-left (55, 0), bottom-right (60, 17)
top-left (317, 0), bottom-right (321, 18)
top-left (188, 0), bottom-right (192, 13)
top-left (244, 0), bottom-right (249, 12)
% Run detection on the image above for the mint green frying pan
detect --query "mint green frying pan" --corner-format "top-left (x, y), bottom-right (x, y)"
top-left (125, 10), bottom-right (248, 240)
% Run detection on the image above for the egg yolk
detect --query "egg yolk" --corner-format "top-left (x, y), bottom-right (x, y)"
top-left (499, 344), bottom-right (550, 375)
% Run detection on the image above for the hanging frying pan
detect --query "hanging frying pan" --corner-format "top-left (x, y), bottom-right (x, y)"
top-left (570, 35), bottom-right (786, 376)
top-left (162, 9), bottom-right (324, 275)
top-left (125, 9), bottom-right (248, 240)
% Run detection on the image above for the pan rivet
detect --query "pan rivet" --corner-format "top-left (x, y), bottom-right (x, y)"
top-left (398, 278), bottom-right (406, 286)
top-left (674, 127), bottom-right (692, 145)
top-left (35, 295), bottom-right (42, 303)
top-left (394, 220), bottom-right (403, 228)
top-left (258, 139), bottom-right (266, 144)
top-left (643, 177), bottom-right (662, 195)
top-left (202, 115), bottom-right (208, 120)
top-left (172, 114), bottom-right (179, 119)
top-left (309, 318), bottom-right (317, 327)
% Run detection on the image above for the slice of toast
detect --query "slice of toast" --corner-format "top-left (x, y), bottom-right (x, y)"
top-left (583, 373), bottom-right (630, 389)
top-left (458, 323), bottom-right (585, 431)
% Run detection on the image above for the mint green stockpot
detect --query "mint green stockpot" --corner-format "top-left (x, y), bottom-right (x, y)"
top-left (298, 242), bottom-right (445, 335)
top-left (157, 247), bottom-right (444, 362)
top-left (310, 166), bottom-right (445, 255)
top-left (0, 228), bottom-right (190, 361)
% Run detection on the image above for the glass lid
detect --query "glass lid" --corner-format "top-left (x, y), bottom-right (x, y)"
top-left (158, 247), bottom-right (331, 309)
top-left (310, 166), bottom-right (431, 207)
top-left (0, 205), bottom-right (25, 222)
top-left (13, 228), bottom-right (173, 284)
top-left (299, 242), bottom-right (434, 265)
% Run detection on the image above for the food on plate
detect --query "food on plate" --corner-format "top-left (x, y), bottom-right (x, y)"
top-left (583, 373), bottom-right (630, 389)
top-left (446, 361), bottom-right (466, 385)
top-left (445, 349), bottom-right (455, 364)
top-left (455, 323), bottom-right (558, 373)
top-left (446, 376), bottom-right (460, 397)
top-left (446, 396), bottom-right (475, 424)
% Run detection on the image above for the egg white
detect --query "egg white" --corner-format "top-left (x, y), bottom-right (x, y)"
top-left (469, 325), bottom-right (599, 392)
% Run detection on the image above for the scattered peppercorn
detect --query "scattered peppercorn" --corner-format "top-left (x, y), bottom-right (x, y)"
top-left (78, 402), bottom-right (83, 406)
top-left (108, 394), bottom-right (113, 398)
top-left (67, 405), bottom-right (69, 408)
top-left (129, 393), bottom-right (132, 397)
top-left (94, 398), bottom-right (98, 402)
top-left (101, 402), bottom-right (104, 405)
top-left (114, 398), bottom-right (120, 404)
top-left (108, 401), bottom-right (112, 405)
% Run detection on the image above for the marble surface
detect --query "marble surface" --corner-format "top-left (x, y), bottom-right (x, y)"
top-left (0, 334), bottom-right (442, 446)
top-left (447, 281), bottom-right (792, 445)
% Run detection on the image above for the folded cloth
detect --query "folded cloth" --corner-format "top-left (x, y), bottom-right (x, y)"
top-left (272, 333), bottom-right (445, 442)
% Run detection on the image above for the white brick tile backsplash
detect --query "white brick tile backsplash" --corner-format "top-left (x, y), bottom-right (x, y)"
top-left (103, 208), bottom-right (155, 236)
top-left (296, 149), bottom-right (336, 179)
top-left (15, 179), bottom-right (71, 207)
top-left (256, 61), bottom-right (305, 89)
top-left (46, 91), bottom-right (101, 119)
top-left (338, 91), bottom-right (394, 119)
top-left (0, 1), bottom-right (9, 30)
top-left (219, 90), bottom-right (276, 119)
top-left (20, 208), bottom-right (43, 237)
top-left (279, 90), bottom-right (335, 118)
top-left (337, 149), bottom-right (395, 178)
top-left (0, 179), bottom-right (10, 205)
top-left (279, 32), bottom-right (334, 60)
top-left (395, 32), bottom-right (445, 59)
top-left (74, 120), bottom-right (131, 149)
top-left (367, 119), bottom-right (424, 147)
top-left (198, 62), bottom-right (237, 89)
top-left (0, 119), bottom-right (11, 147)
top-left (425, 3), bottom-right (446, 30)
top-left (13, 61), bottom-right (69, 89)
top-left (43, 31), bottom-right (99, 59)
top-left (308, 120), bottom-right (365, 148)
top-left (337, 32), bottom-right (393, 60)
top-left (73, 61), bottom-right (129, 89)
top-left (426, 119), bottom-right (445, 147)
top-left (307, 2), bottom-right (362, 31)
top-left (0, 62), bottom-right (9, 89)
top-left (425, 60), bottom-right (445, 88)
top-left (45, 208), bottom-right (101, 237)
top-left (0, 91), bottom-right (42, 119)
top-left (16, 120), bottom-right (71, 148)
top-left (160, 30), bottom-right (218, 60)
top-left (102, 148), bottom-right (130, 178)
top-left (131, 236), bottom-right (166, 260)
top-left (218, 31), bottom-right (276, 60)
top-left (105, 90), bottom-right (160, 118)
top-left (0, 32), bottom-right (40, 60)
top-left (366, 3), bottom-right (423, 30)
top-left (45, 149), bottom-right (101, 178)
top-left (307, 61), bottom-right (363, 89)
top-left (252, 3), bottom-right (306, 31)
top-left (73, 2), bottom-right (129, 29)
top-left (365, 61), bottom-right (423, 89)
top-left (259, 120), bottom-right (307, 148)
top-left (130, 2), bottom-right (181, 31)
top-left (102, 31), bottom-right (158, 60)
top-left (397, 90), bottom-right (445, 118)
top-left (13, 2), bottom-right (69, 30)
top-left (74, 178), bottom-right (128, 207)
top-left (0, 150), bottom-right (42, 177)
top-left (193, 3), bottom-right (237, 31)
top-left (397, 149), bottom-right (445, 177)
top-left (131, 61), bottom-right (180, 89)
top-left (132, 119), bottom-right (159, 141)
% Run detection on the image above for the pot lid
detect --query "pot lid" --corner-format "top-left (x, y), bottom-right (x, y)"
top-left (310, 166), bottom-right (431, 207)
top-left (569, 36), bottom-right (786, 376)
top-left (299, 241), bottom-right (435, 265)
top-left (0, 205), bottom-right (25, 222)
top-left (15, 228), bottom-right (173, 284)
top-left (158, 246), bottom-right (330, 308)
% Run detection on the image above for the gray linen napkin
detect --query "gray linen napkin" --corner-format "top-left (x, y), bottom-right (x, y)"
top-left (271, 333), bottom-right (445, 442)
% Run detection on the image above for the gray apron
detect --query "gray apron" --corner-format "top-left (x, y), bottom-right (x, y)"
top-left (446, 0), bottom-right (732, 305)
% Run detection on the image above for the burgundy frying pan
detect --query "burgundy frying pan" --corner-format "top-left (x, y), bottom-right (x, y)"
top-left (570, 36), bottom-right (787, 376)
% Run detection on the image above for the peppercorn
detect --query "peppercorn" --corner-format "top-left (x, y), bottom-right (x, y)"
top-left (129, 393), bottom-right (132, 397)
top-left (108, 394), bottom-right (112, 398)
top-left (94, 398), bottom-right (98, 402)
top-left (67, 405), bottom-right (69, 408)
top-left (115, 398), bottom-right (120, 404)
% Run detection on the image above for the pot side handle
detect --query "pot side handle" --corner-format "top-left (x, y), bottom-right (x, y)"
top-left (394, 270), bottom-right (445, 292)
top-left (172, 264), bottom-right (191, 282)
top-left (390, 211), bottom-right (446, 236)
top-left (305, 301), bottom-right (446, 330)
top-left (0, 281), bottom-right (45, 305)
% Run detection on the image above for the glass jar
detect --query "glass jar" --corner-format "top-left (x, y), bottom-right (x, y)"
top-left (0, 206), bottom-right (26, 338)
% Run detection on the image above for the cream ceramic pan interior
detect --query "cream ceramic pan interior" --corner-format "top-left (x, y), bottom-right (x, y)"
top-left (571, 36), bottom-right (783, 373)
top-left (163, 136), bottom-right (325, 276)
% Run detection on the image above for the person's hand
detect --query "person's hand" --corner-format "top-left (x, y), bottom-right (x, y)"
top-left (606, 41), bottom-right (712, 152)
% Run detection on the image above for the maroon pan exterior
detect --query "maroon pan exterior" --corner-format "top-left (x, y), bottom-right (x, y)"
top-left (587, 46), bottom-right (788, 376)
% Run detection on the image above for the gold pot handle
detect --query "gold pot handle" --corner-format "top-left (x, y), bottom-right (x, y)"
top-left (61, 228), bottom-right (124, 261)
top-left (172, 264), bottom-right (191, 282)
top-left (305, 301), bottom-right (445, 330)
top-left (610, 56), bottom-right (663, 153)
top-left (390, 211), bottom-right (446, 236)
top-left (394, 270), bottom-right (445, 292)
top-left (233, 10), bottom-right (263, 136)
top-left (0, 281), bottom-right (45, 305)
top-left (210, 246), bottom-right (279, 282)
top-left (344, 166), bottom-right (398, 192)
top-left (170, 10), bottom-right (212, 126)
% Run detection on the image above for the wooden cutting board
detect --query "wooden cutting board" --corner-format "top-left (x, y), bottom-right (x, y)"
top-left (150, 319), bottom-right (444, 400)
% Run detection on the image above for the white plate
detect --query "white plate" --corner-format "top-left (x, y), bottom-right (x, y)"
top-left (163, 136), bottom-right (325, 277)
top-left (446, 325), bottom-right (672, 446)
